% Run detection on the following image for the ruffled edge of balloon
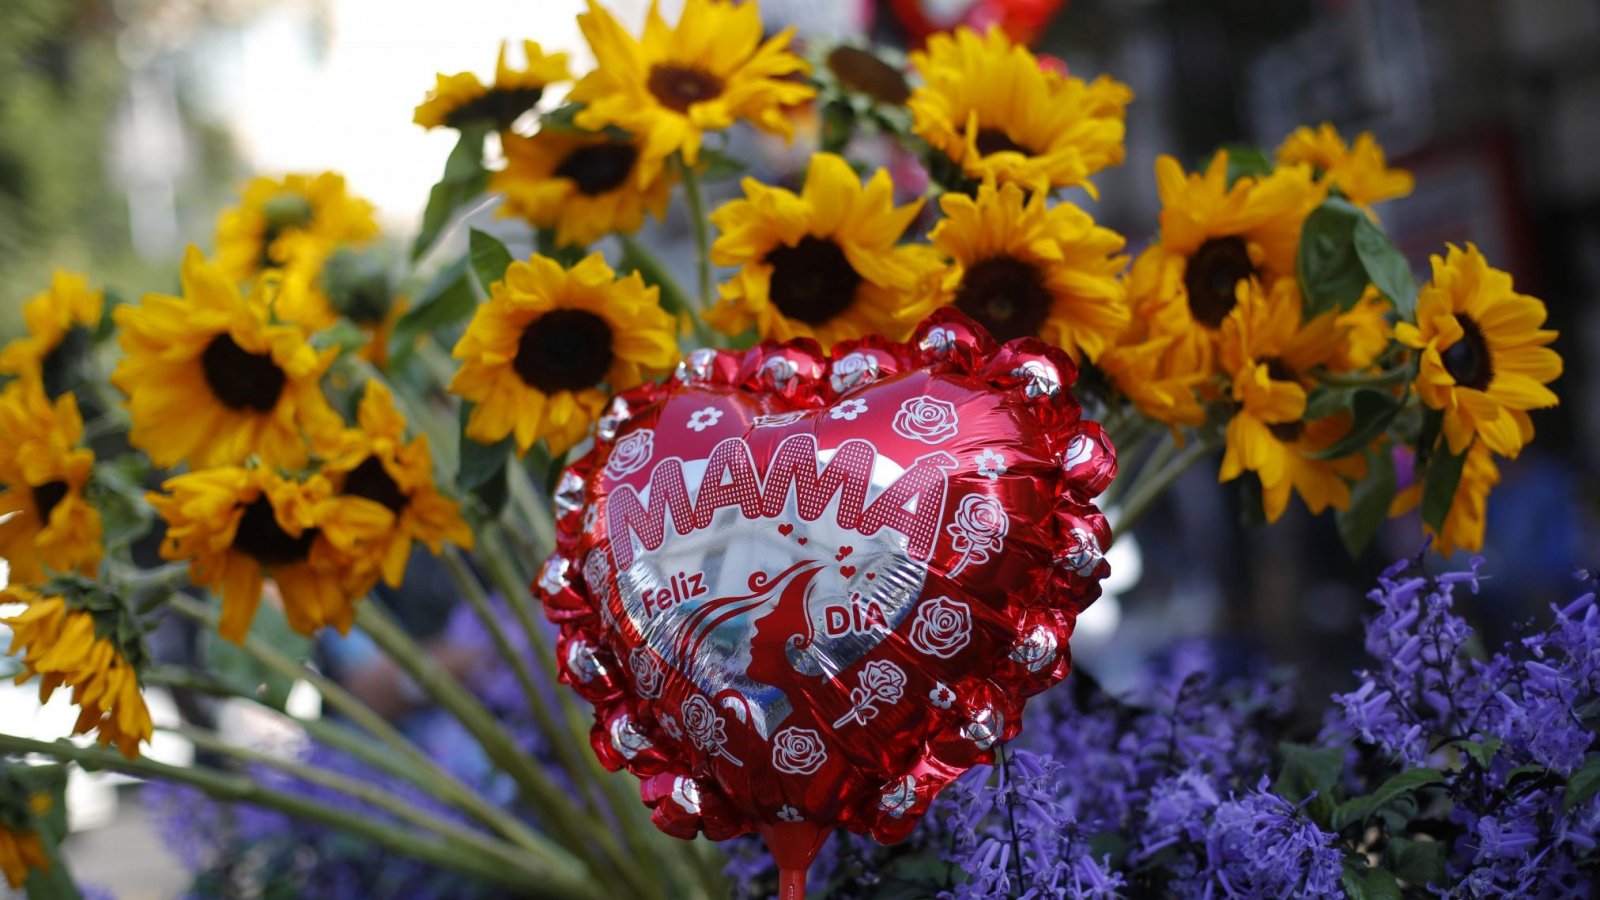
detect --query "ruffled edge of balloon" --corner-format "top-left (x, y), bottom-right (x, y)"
top-left (534, 308), bottom-right (1118, 844)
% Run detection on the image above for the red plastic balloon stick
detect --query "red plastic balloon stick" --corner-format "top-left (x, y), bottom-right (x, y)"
top-left (759, 822), bottom-right (831, 899)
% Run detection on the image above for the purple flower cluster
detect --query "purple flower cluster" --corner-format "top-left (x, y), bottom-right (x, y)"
top-left (724, 557), bottom-right (1600, 898)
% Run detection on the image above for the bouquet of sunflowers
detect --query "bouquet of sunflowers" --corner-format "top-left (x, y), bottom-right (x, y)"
top-left (0, 1), bottom-right (1564, 897)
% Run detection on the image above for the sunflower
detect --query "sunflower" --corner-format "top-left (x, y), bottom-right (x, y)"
top-left (1331, 287), bottom-right (1394, 373)
top-left (274, 248), bottom-right (410, 367)
top-left (149, 467), bottom-right (393, 641)
top-left (450, 253), bottom-right (678, 456)
top-left (0, 270), bottom-right (102, 397)
top-left (414, 40), bottom-right (572, 131)
top-left (1277, 123), bottom-right (1413, 210)
top-left (0, 791), bottom-right (49, 889)
top-left (1097, 335), bottom-right (1209, 429)
top-left (1396, 244), bottom-right (1561, 458)
top-left (325, 381), bottom-right (472, 591)
top-left (493, 129), bottom-right (674, 248)
top-left (2, 586), bottom-right (153, 759)
top-left (908, 26), bottom-right (1131, 193)
top-left (703, 153), bottom-right (929, 348)
top-left (1221, 410), bottom-right (1369, 522)
top-left (569, 0), bottom-right (814, 187)
top-left (110, 247), bottom-right (343, 470)
top-left (0, 384), bottom-right (101, 585)
top-left (925, 179), bottom-right (1127, 359)
top-left (214, 172), bottom-right (379, 285)
top-left (1217, 278), bottom-right (1369, 522)
top-left (1390, 442), bottom-right (1498, 555)
top-left (1127, 152), bottom-right (1323, 369)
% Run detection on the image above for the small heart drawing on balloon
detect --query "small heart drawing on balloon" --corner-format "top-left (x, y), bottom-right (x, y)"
top-left (840, 565), bottom-right (857, 578)
top-left (797, 537), bottom-right (808, 545)
top-left (778, 523), bottom-right (794, 536)
top-left (865, 572), bottom-right (876, 580)
top-left (835, 545), bottom-right (854, 561)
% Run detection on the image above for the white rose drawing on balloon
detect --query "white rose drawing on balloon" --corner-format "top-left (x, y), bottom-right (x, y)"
top-left (771, 726), bottom-right (828, 775)
top-left (891, 395), bottom-right (960, 444)
top-left (681, 695), bottom-right (741, 765)
top-left (946, 492), bottom-right (1009, 576)
top-left (629, 647), bottom-right (664, 698)
top-left (604, 429), bottom-right (654, 479)
top-left (908, 595), bottom-right (972, 659)
top-left (831, 660), bottom-right (907, 727)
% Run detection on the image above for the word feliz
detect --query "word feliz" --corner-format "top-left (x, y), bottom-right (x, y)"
top-left (606, 434), bottom-right (958, 571)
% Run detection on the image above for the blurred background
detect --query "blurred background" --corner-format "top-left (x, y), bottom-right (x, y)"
top-left (1, 0), bottom-right (1597, 896)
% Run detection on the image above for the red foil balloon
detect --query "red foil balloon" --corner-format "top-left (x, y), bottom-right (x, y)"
top-left (537, 310), bottom-right (1115, 891)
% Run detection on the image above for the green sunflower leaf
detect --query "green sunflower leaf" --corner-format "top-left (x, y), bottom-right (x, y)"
top-left (1337, 443), bottom-right (1396, 557)
top-left (469, 228), bottom-right (515, 294)
top-left (1384, 837), bottom-right (1447, 890)
top-left (1204, 144), bottom-right (1274, 185)
top-left (1298, 199), bottom-right (1370, 317)
top-left (412, 122), bottom-right (491, 261)
top-left (1331, 768), bottom-right (1446, 831)
top-left (1563, 755), bottom-right (1600, 813)
top-left (457, 401), bottom-right (512, 517)
top-left (695, 147), bottom-right (746, 183)
top-left (1274, 742), bottom-right (1344, 828)
top-left (1307, 389), bottom-right (1400, 460)
top-left (1420, 442), bottom-right (1468, 531)
top-left (389, 258), bottom-right (473, 367)
top-left (1353, 216), bottom-right (1418, 320)
top-left (1341, 857), bottom-right (1402, 900)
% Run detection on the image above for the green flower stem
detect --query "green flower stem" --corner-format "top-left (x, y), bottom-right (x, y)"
top-left (352, 600), bottom-right (661, 900)
top-left (163, 594), bottom-right (548, 857)
top-left (677, 157), bottom-right (714, 311)
top-left (0, 734), bottom-right (599, 898)
top-left (506, 458), bottom-right (557, 555)
top-left (1098, 430), bottom-right (1170, 513)
top-left (161, 723), bottom-right (551, 882)
top-left (439, 545), bottom-right (605, 817)
top-left (1111, 431), bottom-right (1221, 533)
top-left (473, 524), bottom-right (706, 897)
top-left (618, 231), bottom-right (718, 348)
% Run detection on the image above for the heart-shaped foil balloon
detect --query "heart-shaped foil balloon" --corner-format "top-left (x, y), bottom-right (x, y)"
top-left (537, 310), bottom-right (1115, 888)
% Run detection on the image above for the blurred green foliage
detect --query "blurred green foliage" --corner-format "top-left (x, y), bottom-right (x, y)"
top-left (0, 0), bottom-right (237, 338)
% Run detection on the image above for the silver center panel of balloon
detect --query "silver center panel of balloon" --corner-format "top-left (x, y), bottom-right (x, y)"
top-left (611, 446), bottom-right (931, 739)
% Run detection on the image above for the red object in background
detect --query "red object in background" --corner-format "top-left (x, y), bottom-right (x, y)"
top-left (537, 310), bottom-right (1115, 890)
top-left (885, 0), bottom-right (1070, 45)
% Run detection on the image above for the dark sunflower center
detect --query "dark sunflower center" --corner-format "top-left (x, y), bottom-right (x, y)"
top-left (1184, 236), bottom-right (1256, 328)
top-left (764, 236), bottom-right (862, 325)
top-left (200, 333), bottom-right (287, 413)
top-left (512, 309), bottom-right (615, 393)
top-left (445, 87), bottom-right (548, 131)
top-left (39, 325), bottom-right (92, 401)
top-left (1268, 420), bottom-right (1306, 443)
top-left (554, 142), bottom-right (638, 196)
top-left (1441, 313), bottom-right (1494, 391)
top-left (825, 46), bottom-right (910, 105)
top-left (953, 255), bottom-right (1054, 343)
top-left (647, 64), bottom-right (724, 112)
top-left (343, 455), bottom-right (409, 514)
top-left (31, 480), bottom-right (67, 524)
top-left (975, 128), bottom-right (1032, 157)
top-left (1261, 356), bottom-right (1296, 383)
top-left (232, 497), bottom-right (316, 567)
